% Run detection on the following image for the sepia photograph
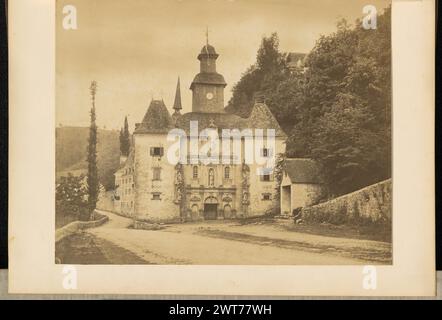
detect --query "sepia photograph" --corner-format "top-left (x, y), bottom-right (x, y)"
top-left (53, 0), bottom-right (393, 266)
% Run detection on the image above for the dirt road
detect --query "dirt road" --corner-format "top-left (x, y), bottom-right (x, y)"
top-left (57, 210), bottom-right (392, 265)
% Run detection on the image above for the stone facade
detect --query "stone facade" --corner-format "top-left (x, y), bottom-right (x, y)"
top-left (133, 134), bottom-right (181, 222)
top-left (114, 41), bottom-right (287, 222)
top-left (114, 153), bottom-right (135, 217)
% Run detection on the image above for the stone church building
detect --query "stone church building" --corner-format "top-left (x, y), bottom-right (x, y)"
top-left (114, 41), bottom-right (292, 222)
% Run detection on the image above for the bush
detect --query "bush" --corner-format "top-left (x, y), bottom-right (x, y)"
top-left (56, 174), bottom-right (89, 223)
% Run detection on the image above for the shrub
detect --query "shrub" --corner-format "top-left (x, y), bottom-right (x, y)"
top-left (56, 174), bottom-right (89, 222)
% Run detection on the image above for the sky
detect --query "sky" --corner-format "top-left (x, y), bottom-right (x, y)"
top-left (56, 0), bottom-right (391, 130)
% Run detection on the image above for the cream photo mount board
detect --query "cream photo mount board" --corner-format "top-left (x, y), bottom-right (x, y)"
top-left (8, 0), bottom-right (436, 295)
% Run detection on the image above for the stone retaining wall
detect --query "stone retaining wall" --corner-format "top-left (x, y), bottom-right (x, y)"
top-left (55, 214), bottom-right (109, 242)
top-left (301, 179), bottom-right (391, 225)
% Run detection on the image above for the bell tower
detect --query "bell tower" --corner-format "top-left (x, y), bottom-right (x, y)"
top-left (190, 31), bottom-right (227, 113)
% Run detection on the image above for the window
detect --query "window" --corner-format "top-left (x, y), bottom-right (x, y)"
top-left (262, 193), bottom-right (271, 201)
top-left (261, 148), bottom-right (272, 157)
top-left (224, 166), bottom-right (230, 179)
top-left (208, 168), bottom-right (215, 186)
top-left (150, 147), bottom-right (164, 157)
top-left (153, 167), bottom-right (161, 181)
top-left (262, 174), bottom-right (271, 182)
top-left (193, 166), bottom-right (198, 179)
top-left (152, 193), bottom-right (161, 200)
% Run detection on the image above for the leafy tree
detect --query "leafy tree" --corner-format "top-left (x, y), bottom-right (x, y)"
top-left (56, 174), bottom-right (88, 222)
top-left (87, 81), bottom-right (99, 218)
top-left (228, 6), bottom-right (392, 196)
top-left (226, 33), bottom-right (289, 118)
top-left (289, 7), bottom-right (392, 195)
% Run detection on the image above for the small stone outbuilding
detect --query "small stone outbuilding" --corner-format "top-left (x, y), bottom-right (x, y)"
top-left (280, 158), bottom-right (324, 215)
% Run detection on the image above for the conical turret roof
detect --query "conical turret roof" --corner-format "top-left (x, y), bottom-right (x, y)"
top-left (173, 77), bottom-right (182, 111)
top-left (134, 99), bottom-right (173, 134)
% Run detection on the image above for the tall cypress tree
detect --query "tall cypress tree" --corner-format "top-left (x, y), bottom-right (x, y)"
top-left (120, 116), bottom-right (130, 156)
top-left (87, 81), bottom-right (99, 220)
top-left (119, 127), bottom-right (124, 155)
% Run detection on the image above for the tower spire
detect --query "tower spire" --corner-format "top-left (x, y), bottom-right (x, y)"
top-left (173, 76), bottom-right (182, 112)
top-left (206, 26), bottom-right (209, 46)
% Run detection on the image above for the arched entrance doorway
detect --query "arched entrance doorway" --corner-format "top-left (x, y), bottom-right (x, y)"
top-left (204, 196), bottom-right (218, 220)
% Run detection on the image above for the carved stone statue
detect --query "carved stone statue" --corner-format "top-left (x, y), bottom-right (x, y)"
top-left (174, 163), bottom-right (184, 204)
top-left (241, 162), bottom-right (250, 206)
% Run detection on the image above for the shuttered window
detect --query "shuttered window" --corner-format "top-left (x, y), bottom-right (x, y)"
top-left (262, 193), bottom-right (272, 201)
top-left (260, 174), bottom-right (272, 182)
top-left (150, 147), bottom-right (164, 157)
top-left (152, 193), bottom-right (161, 200)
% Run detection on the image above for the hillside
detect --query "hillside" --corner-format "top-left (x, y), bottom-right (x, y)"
top-left (56, 127), bottom-right (120, 190)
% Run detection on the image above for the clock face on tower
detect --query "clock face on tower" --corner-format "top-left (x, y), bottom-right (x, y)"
top-left (206, 92), bottom-right (214, 100)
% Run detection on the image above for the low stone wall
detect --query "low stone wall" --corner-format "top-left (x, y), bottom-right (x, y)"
top-left (55, 213), bottom-right (109, 243)
top-left (132, 220), bottom-right (165, 230)
top-left (301, 179), bottom-right (391, 225)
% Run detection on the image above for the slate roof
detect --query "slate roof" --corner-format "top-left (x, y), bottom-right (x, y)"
top-left (134, 98), bottom-right (286, 140)
top-left (174, 102), bottom-right (287, 138)
top-left (247, 103), bottom-right (287, 138)
top-left (190, 72), bottom-right (226, 90)
top-left (198, 44), bottom-right (218, 59)
top-left (173, 77), bottom-right (182, 111)
top-left (134, 100), bottom-right (174, 134)
top-left (175, 112), bottom-right (248, 135)
top-left (284, 158), bottom-right (323, 184)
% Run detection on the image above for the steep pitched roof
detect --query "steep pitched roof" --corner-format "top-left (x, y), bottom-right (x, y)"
top-left (284, 158), bottom-right (323, 184)
top-left (175, 104), bottom-right (286, 138)
top-left (247, 103), bottom-right (287, 138)
top-left (175, 112), bottom-right (249, 135)
top-left (134, 100), bottom-right (174, 134)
